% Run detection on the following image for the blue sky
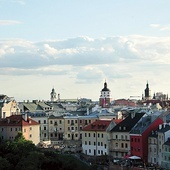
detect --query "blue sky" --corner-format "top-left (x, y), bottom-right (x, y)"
top-left (0, 0), bottom-right (170, 101)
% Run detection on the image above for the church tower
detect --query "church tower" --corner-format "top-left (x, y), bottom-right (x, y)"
top-left (99, 81), bottom-right (112, 108)
top-left (144, 81), bottom-right (151, 100)
top-left (50, 88), bottom-right (57, 102)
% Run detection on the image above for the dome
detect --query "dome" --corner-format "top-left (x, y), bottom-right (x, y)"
top-left (101, 81), bottom-right (110, 91)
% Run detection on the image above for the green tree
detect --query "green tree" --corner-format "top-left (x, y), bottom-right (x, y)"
top-left (0, 157), bottom-right (11, 170)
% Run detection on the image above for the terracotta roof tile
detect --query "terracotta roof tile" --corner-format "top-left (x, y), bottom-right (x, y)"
top-left (0, 115), bottom-right (39, 126)
top-left (82, 119), bottom-right (111, 131)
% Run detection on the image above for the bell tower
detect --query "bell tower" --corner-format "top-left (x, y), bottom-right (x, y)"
top-left (144, 81), bottom-right (151, 100)
top-left (50, 88), bottom-right (57, 102)
top-left (99, 81), bottom-right (112, 108)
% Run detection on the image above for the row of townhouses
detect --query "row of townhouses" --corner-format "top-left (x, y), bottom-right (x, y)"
top-left (0, 81), bottom-right (170, 169)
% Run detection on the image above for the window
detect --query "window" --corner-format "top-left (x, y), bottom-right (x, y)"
top-left (44, 120), bottom-right (46, 124)
top-left (50, 134), bottom-right (53, 137)
top-left (101, 134), bottom-right (104, 138)
top-left (85, 141), bottom-right (87, 145)
top-left (115, 143), bottom-right (118, 147)
top-left (138, 138), bottom-right (140, 142)
top-left (85, 133), bottom-right (87, 137)
top-left (116, 135), bottom-right (118, 139)
top-left (38, 120), bottom-right (41, 124)
top-left (68, 134), bottom-right (70, 138)
top-left (44, 133), bottom-right (46, 137)
top-left (94, 133), bottom-right (95, 137)
top-left (15, 128), bottom-right (18, 131)
top-left (125, 143), bottom-right (128, 148)
top-left (98, 150), bottom-right (100, 154)
top-left (101, 142), bottom-right (103, 146)
top-left (71, 127), bottom-right (74, 130)
top-left (50, 120), bottom-right (53, 124)
top-left (30, 134), bottom-right (32, 138)
top-left (98, 142), bottom-right (100, 146)
top-left (68, 127), bottom-right (70, 130)
top-left (75, 120), bottom-right (77, 124)
top-left (89, 149), bottom-right (91, 153)
top-left (98, 133), bottom-right (100, 138)
top-left (121, 143), bottom-right (124, 148)
top-left (94, 142), bottom-right (96, 145)
top-left (30, 127), bottom-right (32, 131)
top-left (59, 120), bottom-right (62, 124)
top-left (80, 120), bottom-right (82, 124)
top-left (44, 126), bottom-right (46, 130)
top-left (11, 128), bottom-right (12, 131)
top-left (1, 128), bottom-right (3, 132)
top-left (79, 126), bottom-right (82, 130)
top-left (89, 133), bottom-right (90, 137)
top-left (104, 144), bottom-right (106, 149)
top-left (89, 141), bottom-right (91, 145)
top-left (68, 120), bottom-right (70, 124)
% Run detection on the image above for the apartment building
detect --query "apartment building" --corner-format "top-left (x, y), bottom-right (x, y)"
top-left (0, 114), bottom-right (40, 145)
top-left (162, 138), bottom-right (170, 169)
top-left (109, 112), bottom-right (145, 159)
top-left (82, 119), bottom-right (111, 156)
top-left (157, 124), bottom-right (170, 167)
top-left (0, 95), bottom-right (19, 118)
top-left (27, 112), bottom-right (49, 141)
top-left (130, 114), bottom-right (163, 162)
top-left (148, 130), bottom-right (158, 164)
top-left (48, 115), bottom-right (65, 144)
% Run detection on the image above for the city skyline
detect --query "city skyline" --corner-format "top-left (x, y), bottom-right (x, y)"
top-left (0, 0), bottom-right (170, 101)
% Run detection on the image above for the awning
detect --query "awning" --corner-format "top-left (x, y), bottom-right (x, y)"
top-left (129, 156), bottom-right (141, 159)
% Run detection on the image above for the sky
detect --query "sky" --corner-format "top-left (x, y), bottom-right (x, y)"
top-left (0, 0), bottom-right (170, 102)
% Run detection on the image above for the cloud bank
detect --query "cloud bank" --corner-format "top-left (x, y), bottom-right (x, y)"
top-left (0, 35), bottom-right (170, 86)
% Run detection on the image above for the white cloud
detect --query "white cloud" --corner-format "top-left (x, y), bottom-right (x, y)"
top-left (150, 24), bottom-right (170, 31)
top-left (0, 20), bottom-right (21, 26)
top-left (0, 35), bottom-right (170, 80)
top-left (150, 24), bottom-right (160, 28)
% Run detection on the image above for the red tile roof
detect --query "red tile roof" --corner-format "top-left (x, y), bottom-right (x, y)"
top-left (0, 115), bottom-right (39, 126)
top-left (114, 99), bottom-right (136, 107)
top-left (113, 119), bottom-right (123, 124)
top-left (82, 119), bottom-right (111, 131)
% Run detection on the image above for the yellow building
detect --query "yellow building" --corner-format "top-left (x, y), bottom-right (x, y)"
top-left (0, 114), bottom-right (40, 145)
top-left (82, 120), bottom-right (111, 156)
top-left (48, 115), bottom-right (65, 144)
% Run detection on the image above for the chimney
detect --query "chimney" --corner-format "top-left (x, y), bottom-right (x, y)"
top-left (87, 108), bottom-right (89, 115)
top-left (22, 113), bottom-right (28, 122)
top-left (159, 124), bottom-right (162, 130)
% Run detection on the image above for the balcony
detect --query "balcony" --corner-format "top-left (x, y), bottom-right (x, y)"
top-left (110, 148), bottom-right (128, 152)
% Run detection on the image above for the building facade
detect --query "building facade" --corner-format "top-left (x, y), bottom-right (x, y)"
top-left (82, 120), bottom-right (111, 156)
top-left (0, 114), bottom-right (40, 145)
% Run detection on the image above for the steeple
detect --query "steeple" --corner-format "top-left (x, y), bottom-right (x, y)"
top-left (50, 87), bottom-right (57, 102)
top-left (144, 81), bottom-right (151, 100)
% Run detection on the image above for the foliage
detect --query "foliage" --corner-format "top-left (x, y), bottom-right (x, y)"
top-left (0, 132), bottom-right (92, 170)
